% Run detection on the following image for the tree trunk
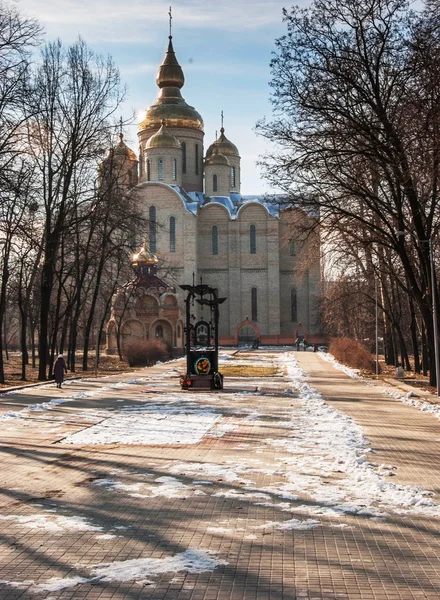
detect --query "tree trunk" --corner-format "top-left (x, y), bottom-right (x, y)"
top-left (30, 321), bottom-right (36, 368)
top-left (95, 283), bottom-right (117, 372)
top-left (18, 280), bottom-right (28, 380)
top-left (83, 260), bottom-right (105, 371)
top-left (4, 314), bottom-right (8, 361)
top-left (48, 264), bottom-right (66, 378)
top-left (409, 297), bottom-right (421, 374)
top-left (0, 240), bottom-right (12, 383)
top-left (38, 237), bottom-right (57, 380)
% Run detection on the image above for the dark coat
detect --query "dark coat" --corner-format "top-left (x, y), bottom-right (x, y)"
top-left (54, 357), bottom-right (67, 384)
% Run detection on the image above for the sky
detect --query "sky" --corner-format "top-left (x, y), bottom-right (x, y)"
top-left (15, 0), bottom-right (313, 194)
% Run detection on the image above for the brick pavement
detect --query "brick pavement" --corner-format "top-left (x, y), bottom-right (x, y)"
top-left (0, 351), bottom-right (438, 599)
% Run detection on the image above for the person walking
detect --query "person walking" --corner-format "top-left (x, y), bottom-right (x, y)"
top-left (54, 354), bottom-right (67, 388)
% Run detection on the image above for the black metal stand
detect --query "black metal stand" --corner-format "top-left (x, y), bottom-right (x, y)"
top-left (179, 280), bottom-right (226, 390)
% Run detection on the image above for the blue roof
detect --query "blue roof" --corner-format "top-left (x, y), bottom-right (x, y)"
top-left (156, 184), bottom-right (312, 219)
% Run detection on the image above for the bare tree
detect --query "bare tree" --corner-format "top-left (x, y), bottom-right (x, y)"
top-left (258, 0), bottom-right (440, 383)
top-left (0, 3), bottom-right (41, 383)
top-left (27, 38), bottom-right (125, 380)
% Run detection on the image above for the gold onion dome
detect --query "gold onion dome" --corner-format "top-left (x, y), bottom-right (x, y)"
top-left (132, 246), bottom-right (159, 267)
top-left (139, 37), bottom-right (204, 132)
top-left (206, 127), bottom-right (239, 157)
top-left (146, 120), bottom-right (181, 149)
top-left (112, 133), bottom-right (137, 161)
top-left (205, 145), bottom-right (230, 167)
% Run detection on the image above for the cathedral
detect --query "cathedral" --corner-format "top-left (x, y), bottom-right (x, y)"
top-left (106, 31), bottom-right (322, 352)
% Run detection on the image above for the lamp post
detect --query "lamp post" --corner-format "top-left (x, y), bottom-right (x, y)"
top-left (429, 239), bottom-right (440, 396)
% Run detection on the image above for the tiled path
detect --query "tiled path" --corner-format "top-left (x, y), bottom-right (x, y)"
top-left (0, 351), bottom-right (439, 599)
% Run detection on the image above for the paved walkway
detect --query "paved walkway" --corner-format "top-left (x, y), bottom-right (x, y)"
top-left (0, 352), bottom-right (439, 599)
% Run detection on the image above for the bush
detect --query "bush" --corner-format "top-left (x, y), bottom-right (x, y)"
top-left (329, 338), bottom-right (379, 373)
top-left (125, 339), bottom-right (170, 367)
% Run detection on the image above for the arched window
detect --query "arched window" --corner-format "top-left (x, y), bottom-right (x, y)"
top-left (291, 288), bottom-right (297, 322)
top-left (231, 166), bottom-right (236, 188)
top-left (158, 158), bottom-right (164, 181)
top-left (170, 216), bottom-right (176, 252)
top-left (251, 287), bottom-right (258, 322)
top-left (172, 158), bottom-right (177, 180)
top-left (146, 159), bottom-right (151, 181)
top-left (195, 144), bottom-right (199, 175)
top-left (139, 148), bottom-right (143, 176)
top-left (149, 205), bottom-right (157, 252)
top-left (250, 224), bottom-right (256, 254)
top-left (182, 142), bottom-right (187, 174)
top-left (177, 324), bottom-right (181, 338)
top-left (212, 225), bottom-right (218, 255)
top-left (213, 174), bottom-right (218, 192)
top-left (290, 240), bottom-right (296, 256)
top-left (155, 324), bottom-right (163, 338)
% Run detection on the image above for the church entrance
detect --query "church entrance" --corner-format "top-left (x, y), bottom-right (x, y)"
top-left (237, 324), bottom-right (258, 347)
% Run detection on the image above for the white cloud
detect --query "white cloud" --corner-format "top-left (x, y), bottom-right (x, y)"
top-left (18, 0), bottom-right (288, 40)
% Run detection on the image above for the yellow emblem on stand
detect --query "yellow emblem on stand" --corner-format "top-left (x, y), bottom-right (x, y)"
top-left (194, 357), bottom-right (211, 375)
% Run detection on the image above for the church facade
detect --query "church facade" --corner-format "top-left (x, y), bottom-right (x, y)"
top-left (106, 33), bottom-right (322, 349)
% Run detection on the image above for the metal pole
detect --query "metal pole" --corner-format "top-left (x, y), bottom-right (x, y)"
top-left (375, 278), bottom-right (379, 376)
top-left (429, 239), bottom-right (440, 396)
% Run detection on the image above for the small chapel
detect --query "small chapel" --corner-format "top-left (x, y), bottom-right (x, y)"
top-left (105, 25), bottom-right (322, 352)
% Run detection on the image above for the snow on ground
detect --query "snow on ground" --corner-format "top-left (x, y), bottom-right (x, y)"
top-left (3, 350), bottom-right (440, 595)
top-left (381, 385), bottom-right (440, 421)
top-left (0, 550), bottom-right (228, 593)
top-left (169, 461), bottom-right (254, 485)
top-left (0, 577), bottom-right (90, 593)
top-left (252, 518), bottom-right (320, 531)
top-left (318, 351), bottom-right (361, 379)
top-left (0, 375), bottom-right (154, 423)
top-left (0, 513), bottom-right (103, 533)
top-left (94, 475), bottom-right (206, 499)
top-left (88, 549), bottom-right (228, 582)
top-left (62, 411), bottom-right (220, 445)
top-left (70, 351), bottom-right (440, 520)
top-left (319, 351), bottom-right (440, 426)
top-left (276, 353), bottom-right (440, 518)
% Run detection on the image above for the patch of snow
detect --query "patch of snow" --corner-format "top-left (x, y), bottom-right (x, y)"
top-left (88, 549), bottom-right (228, 582)
top-left (169, 462), bottom-right (254, 485)
top-left (318, 352), bottom-right (361, 379)
top-left (206, 527), bottom-right (244, 535)
top-left (214, 490), bottom-right (271, 501)
top-left (252, 518), bottom-right (321, 531)
top-left (0, 513), bottom-right (102, 532)
top-left (277, 353), bottom-right (440, 518)
top-left (94, 476), bottom-right (203, 499)
top-left (382, 386), bottom-right (440, 421)
top-left (32, 577), bottom-right (90, 592)
top-left (62, 411), bottom-right (220, 445)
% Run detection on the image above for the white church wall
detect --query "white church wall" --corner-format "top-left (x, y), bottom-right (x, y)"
top-left (197, 204), bottom-right (230, 268)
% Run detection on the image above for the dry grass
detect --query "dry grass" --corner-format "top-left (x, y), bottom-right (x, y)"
top-left (329, 338), bottom-right (377, 373)
top-left (220, 365), bottom-right (281, 377)
top-left (126, 339), bottom-right (170, 367)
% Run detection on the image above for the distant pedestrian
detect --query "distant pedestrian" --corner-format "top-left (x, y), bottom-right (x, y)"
top-left (54, 354), bottom-right (67, 388)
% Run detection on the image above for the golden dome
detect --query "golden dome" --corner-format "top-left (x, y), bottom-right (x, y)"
top-left (103, 133), bottom-right (137, 163)
top-left (146, 120), bottom-right (181, 149)
top-left (132, 246), bottom-right (158, 266)
top-left (139, 37), bottom-right (204, 132)
top-left (156, 37), bottom-right (184, 89)
top-left (205, 145), bottom-right (230, 167)
top-left (206, 127), bottom-right (239, 158)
